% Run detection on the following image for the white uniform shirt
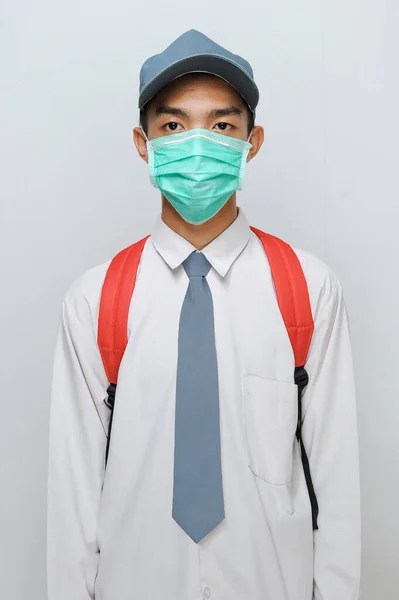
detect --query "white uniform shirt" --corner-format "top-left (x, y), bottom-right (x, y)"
top-left (48, 209), bottom-right (361, 600)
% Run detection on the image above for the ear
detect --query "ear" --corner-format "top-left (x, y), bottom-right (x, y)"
top-left (246, 125), bottom-right (264, 162)
top-left (133, 127), bottom-right (148, 163)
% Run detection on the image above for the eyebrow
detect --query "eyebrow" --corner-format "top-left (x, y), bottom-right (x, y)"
top-left (154, 105), bottom-right (243, 120)
top-left (208, 106), bottom-right (243, 118)
top-left (155, 106), bottom-right (189, 119)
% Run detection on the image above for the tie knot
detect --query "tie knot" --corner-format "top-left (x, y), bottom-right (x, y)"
top-left (183, 252), bottom-right (211, 277)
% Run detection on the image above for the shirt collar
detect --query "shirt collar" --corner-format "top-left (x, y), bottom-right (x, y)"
top-left (151, 209), bottom-right (251, 278)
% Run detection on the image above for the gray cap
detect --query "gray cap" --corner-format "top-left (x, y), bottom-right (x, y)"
top-left (139, 29), bottom-right (259, 112)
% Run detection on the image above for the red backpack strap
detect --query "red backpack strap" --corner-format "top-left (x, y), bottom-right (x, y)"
top-left (250, 226), bottom-right (314, 367)
top-left (98, 235), bottom-right (150, 385)
top-left (251, 226), bottom-right (319, 530)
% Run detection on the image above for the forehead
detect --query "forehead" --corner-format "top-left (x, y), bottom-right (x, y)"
top-left (149, 73), bottom-right (246, 110)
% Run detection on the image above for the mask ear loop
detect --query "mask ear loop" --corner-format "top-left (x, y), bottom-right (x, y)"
top-left (140, 128), bottom-right (157, 186)
top-left (247, 104), bottom-right (256, 143)
top-left (238, 145), bottom-right (251, 190)
top-left (238, 117), bottom-right (254, 190)
top-left (141, 127), bottom-right (149, 142)
top-left (247, 128), bottom-right (254, 144)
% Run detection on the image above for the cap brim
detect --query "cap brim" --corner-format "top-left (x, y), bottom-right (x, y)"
top-left (138, 54), bottom-right (259, 112)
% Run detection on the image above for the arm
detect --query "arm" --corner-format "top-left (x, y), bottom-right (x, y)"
top-left (303, 280), bottom-right (361, 599)
top-left (47, 294), bottom-right (108, 600)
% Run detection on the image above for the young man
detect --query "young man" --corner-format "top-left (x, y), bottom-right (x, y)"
top-left (48, 30), bottom-right (361, 600)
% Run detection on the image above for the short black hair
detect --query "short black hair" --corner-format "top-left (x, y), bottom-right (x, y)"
top-left (139, 97), bottom-right (255, 137)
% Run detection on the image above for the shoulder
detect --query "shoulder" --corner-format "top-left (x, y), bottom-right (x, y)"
top-left (249, 228), bottom-right (341, 318)
top-left (293, 246), bottom-right (342, 320)
top-left (249, 228), bottom-right (343, 321)
top-left (61, 235), bottom-right (153, 330)
top-left (62, 260), bottom-right (111, 333)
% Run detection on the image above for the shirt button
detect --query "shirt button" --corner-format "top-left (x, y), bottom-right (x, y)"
top-left (203, 588), bottom-right (211, 598)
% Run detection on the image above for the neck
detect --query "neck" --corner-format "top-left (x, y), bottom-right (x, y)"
top-left (161, 195), bottom-right (238, 250)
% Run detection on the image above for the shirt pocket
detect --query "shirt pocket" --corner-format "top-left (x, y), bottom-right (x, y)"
top-left (243, 375), bottom-right (298, 486)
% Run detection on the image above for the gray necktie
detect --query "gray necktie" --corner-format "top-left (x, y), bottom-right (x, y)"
top-left (172, 252), bottom-right (225, 543)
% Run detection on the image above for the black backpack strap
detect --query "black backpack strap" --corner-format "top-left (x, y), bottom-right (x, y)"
top-left (104, 383), bottom-right (117, 467)
top-left (295, 366), bottom-right (319, 531)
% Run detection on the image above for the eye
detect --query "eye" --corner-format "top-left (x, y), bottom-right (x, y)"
top-left (163, 122), bottom-right (183, 132)
top-left (214, 122), bottom-right (232, 132)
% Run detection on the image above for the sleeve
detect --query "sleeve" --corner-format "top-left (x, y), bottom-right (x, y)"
top-left (302, 280), bottom-right (361, 600)
top-left (47, 295), bottom-right (109, 600)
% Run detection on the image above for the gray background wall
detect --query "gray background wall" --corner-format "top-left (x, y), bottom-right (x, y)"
top-left (1, 0), bottom-right (398, 598)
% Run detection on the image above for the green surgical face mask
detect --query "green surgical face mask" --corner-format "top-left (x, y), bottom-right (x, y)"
top-left (145, 128), bottom-right (252, 225)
